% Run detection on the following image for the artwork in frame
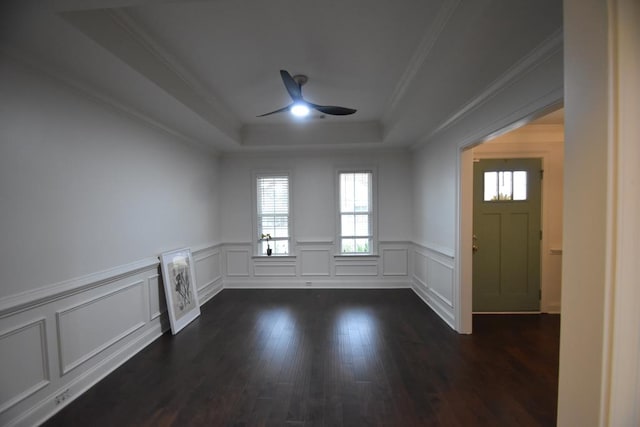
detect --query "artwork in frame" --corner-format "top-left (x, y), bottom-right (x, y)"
top-left (160, 248), bottom-right (201, 335)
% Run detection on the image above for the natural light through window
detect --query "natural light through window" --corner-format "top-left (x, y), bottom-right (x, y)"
top-left (339, 172), bottom-right (372, 254)
top-left (257, 175), bottom-right (289, 255)
top-left (484, 171), bottom-right (527, 201)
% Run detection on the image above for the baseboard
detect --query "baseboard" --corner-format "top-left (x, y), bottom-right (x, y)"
top-left (198, 279), bottom-right (224, 305)
top-left (223, 278), bottom-right (411, 289)
top-left (411, 279), bottom-right (455, 330)
top-left (473, 311), bottom-right (542, 315)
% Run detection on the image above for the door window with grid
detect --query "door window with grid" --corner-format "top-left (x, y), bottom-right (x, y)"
top-left (339, 171), bottom-right (373, 254)
top-left (256, 174), bottom-right (290, 255)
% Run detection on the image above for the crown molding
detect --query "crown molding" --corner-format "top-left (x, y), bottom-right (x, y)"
top-left (381, 0), bottom-right (461, 123)
top-left (220, 144), bottom-right (410, 158)
top-left (108, 9), bottom-right (240, 130)
top-left (416, 28), bottom-right (564, 147)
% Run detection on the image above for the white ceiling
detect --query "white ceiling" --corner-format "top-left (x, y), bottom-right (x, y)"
top-left (2, 0), bottom-right (563, 152)
top-left (531, 108), bottom-right (564, 125)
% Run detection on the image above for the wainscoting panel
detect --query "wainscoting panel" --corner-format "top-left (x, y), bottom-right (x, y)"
top-left (413, 251), bottom-right (428, 284)
top-left (224, 242), bottom-right (410, 288)
top-left (0, 243), bottom-right (227, 427)
top-left (194, 248), bottom-right (223, 304)
top-left (226, 250), bottom-right (250, 277)
top-left (411, 244), bottom-right (455, 329)
top-left (254, 259), bottom-right (297, 277)
top-left (147, 274), bottom-right (165, 321)
top-left (56, 280), bottom-right (146, 376)
top-left (195, 251), bottom-right (221, 287)
top-left (300, 249), bottom-right (331, 276)
top-left (382, 248), bottom-right (408, 276)
top-left (0, 319), bottom-right (49, 414)
top-left (426, 257), bottom-right (454, 308)
top-left (334, 259), bottom-right (379, 276)
top-left (0, 260), bottom-right (163, 427)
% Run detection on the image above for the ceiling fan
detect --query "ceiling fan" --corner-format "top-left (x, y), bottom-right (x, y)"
top-left (257, 70), bottom-right (357, 118)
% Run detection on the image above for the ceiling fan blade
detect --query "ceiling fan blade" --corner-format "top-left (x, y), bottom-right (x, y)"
top-left (280, 70), bottom-right (302, 100)
top-left (256, 104), bottom-right (292, 117)
top-left (309, 103), bottom-right (357, 116)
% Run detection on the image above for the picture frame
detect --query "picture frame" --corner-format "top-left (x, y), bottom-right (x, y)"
top-left (159, 248), bottom-right (201, 335)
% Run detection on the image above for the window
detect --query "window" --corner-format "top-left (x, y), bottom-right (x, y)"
top-left (256, 174), bottom-right (290, 255)
top-left (483, 170), bottom-right (527, 201)
top-left (339, 171), bottom-right (374, 254)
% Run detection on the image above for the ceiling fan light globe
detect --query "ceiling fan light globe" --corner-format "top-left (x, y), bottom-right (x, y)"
top-left (290, 103), bottom-right (310, 117)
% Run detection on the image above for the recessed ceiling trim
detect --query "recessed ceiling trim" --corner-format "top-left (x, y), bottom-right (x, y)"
top-left (60, 7), bottom-right (241, 145)
top-left (381, 0), bottom-right (461, 124)
top-left (241, 121), bottom-right (383, 148)
top-left (108, 9), bottom-right (242, 130)
top-left (51, 0), bottom-right (176, 12)
top-left (109, 9), bottom-right (240, 128)
top-left (416, 28), bottom-right (564, 146)
top-left (1, 45), bottom-right (218, 154)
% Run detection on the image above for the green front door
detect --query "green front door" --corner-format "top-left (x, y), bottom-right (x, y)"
top-left (473, 158), bottom-right (542, 311)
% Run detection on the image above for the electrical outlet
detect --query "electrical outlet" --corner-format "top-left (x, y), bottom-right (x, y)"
top-left (55, 389), bottom-right (70, 405)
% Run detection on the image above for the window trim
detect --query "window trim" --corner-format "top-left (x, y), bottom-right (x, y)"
top-left (252, 170), bottom-right (293, 256)
top-left (335, 167), bottom-right (378, 255)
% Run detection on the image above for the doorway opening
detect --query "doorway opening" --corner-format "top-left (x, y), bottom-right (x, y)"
top-left (458, 106), bottom-right (564, 331)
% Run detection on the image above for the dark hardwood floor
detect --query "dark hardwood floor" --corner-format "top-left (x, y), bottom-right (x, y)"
top-left (43, 289), bottom-right (560, 427)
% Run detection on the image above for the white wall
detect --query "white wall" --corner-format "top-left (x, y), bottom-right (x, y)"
top-left (218, 150), bottom-right (413, 288)
top-left (0, 56), bottom-right (221, 300)
top-left (557, 0), bottom-right (613, 424)
top-left (0, 55), bottom-right (224, 426)
top-left (473, 124), bottom-right (564, 312)
top-left (220, 150), bottom-right (413, 244)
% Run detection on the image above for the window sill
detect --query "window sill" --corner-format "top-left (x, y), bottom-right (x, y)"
top-left (333, 254), bottom-right (379, 258)
top-left (252, 255), bottom-right (297, 260)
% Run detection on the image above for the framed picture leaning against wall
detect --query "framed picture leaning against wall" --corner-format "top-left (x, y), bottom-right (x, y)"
top-left (160, 248), bottom-right (200, 334)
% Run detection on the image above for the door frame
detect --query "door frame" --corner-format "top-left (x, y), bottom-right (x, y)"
top-left (455, 102), bottom-right (563, 333)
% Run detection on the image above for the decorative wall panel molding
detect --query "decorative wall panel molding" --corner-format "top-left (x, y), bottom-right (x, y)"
top-left (300, 249), bottom-right (331, 276)
top-left (192, 244), bottom-right (224, 305)
top-left (225, 250), bottom-right (250, 277)
top-left (56, 280), bottom-right (146, 375)
top-left (253, 261), bottom-right (297, 277)
top-left (195, 250), bottom-right (222, 289)
top-left (410, 244), bottom-right (455, 328)
top-left (382, 248), bottom-right (409, 276)
top-left (0, 257), bottom-right (163, 427)
top-left (425, 254), bottom-right (454, 306)
top-left (147, 274), bottom-right (165, 321)
top-left (413, 251), bottom-right (428, 284)
top-left (8, 324), bottom-right (164, 427)
top-left (334, 259), bottom-right (379, 277)
top-left (0, 319), bottom-right (49, 414)
top-left (413, 242), bottom-right (455, 259)
top-left (0, 257), bottom-right (159, 319)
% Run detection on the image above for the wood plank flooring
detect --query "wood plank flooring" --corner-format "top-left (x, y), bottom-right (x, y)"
top-left (43, 289), bottom-right (560, 426)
